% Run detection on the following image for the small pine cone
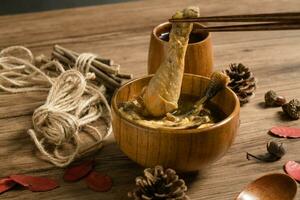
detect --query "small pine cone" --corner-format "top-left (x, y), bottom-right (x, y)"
top-left (225, 63), bottom-right (257, 104)
top-left (128, 165), bottom-right (190, 200)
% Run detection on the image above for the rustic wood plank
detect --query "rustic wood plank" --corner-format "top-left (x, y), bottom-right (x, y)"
top-left (0, 91), bottom-right (47, 118)
top-left (0, 0), bottom-right (299, 199)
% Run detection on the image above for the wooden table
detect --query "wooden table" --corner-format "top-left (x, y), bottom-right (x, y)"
top-left (0, 0), bottom-right (299, 199)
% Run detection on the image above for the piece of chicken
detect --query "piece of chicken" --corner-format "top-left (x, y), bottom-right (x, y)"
top-left (141, 7), bottom-right (200, 117)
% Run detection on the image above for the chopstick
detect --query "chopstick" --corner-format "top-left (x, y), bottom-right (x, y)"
top-left (169, 12), bottom-right (300, 23)
top-left (191, 22), bottom-right (300, 32)
top-left (168, 12), bottom-right (300, 32)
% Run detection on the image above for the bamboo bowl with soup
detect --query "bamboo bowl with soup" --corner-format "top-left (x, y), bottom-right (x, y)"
top-left (111, 74), bottom-right (240, 172)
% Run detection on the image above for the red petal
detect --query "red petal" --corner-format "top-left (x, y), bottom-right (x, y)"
top-left (10, 175), bottom-right (59, 192)
top-left (85, 171), bottom-right (112, 192)
top-left (0, 178), bottom-right (16, 194)
top-left (63, 160), bottom-right (95, 182)
top-left (285, 161), bottom-right (300, 181)
top-left (270, 126), bottom-right (300, 138)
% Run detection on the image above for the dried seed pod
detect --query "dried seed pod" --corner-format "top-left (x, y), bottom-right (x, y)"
top-left (265, 90), bottom-right (277, 106)
top-left (282, 99), bottom-right (300, 120)
top-left (264, 90), bottom-right (286, 107)
top-left (275, 96), bottom-right (288, 107)
top-left (246, 141), bottom-right (286, 162)
top-left (267, 141), bottom-right (286, 158)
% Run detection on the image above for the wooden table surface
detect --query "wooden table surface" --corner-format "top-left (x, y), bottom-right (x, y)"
top-left (0, 0), bottom-right (300, 199)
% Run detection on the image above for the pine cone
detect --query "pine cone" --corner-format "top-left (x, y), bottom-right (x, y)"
top-left (225, 63), bottom-right (256, 104)
top-left (128, 166), bottom-right (189, 200)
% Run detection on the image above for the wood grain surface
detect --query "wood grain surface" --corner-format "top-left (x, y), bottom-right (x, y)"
top-left (0, 0), bottom-right (299, 199)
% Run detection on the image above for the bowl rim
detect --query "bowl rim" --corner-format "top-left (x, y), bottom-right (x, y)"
top-left (152, 21), bottom-right (211, 47)
top-left (111, 73), bottom-right (240, 134)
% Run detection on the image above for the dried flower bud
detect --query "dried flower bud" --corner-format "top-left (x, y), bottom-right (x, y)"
top-left (265, 90), bottom-right (277, 106)
top-left (264, 90), bottom-right (286, 107)
top-left (267, 141), bottom-right (286, 158)
top-left (282, 99), bottom-right (300, 120)
top-left (247, 141), bottom-right (286, 162)
top-left (275, 96), bottom-right (287, 106)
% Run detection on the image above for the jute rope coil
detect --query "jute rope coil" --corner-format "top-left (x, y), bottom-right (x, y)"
top-left (0, 46), bottom-right (112, 167)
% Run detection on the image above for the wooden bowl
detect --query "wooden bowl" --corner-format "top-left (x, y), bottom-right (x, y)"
top-left (111, 74), bottom-right (240, 172)
top-left (148, 22), bottom-right (214, 77)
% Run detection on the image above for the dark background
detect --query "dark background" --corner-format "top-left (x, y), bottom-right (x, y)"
top-left (0, 0), bottom-right (134, 15)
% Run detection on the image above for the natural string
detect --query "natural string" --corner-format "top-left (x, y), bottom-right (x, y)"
top-left (0, 46), bottom-right (112, 167)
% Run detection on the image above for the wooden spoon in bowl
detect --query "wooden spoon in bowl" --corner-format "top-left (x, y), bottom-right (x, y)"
top-left (236, 173), bottom-right (297, 200)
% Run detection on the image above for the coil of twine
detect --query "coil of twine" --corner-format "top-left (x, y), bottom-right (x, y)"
top-left (0, 46), bottom-right (111, 167)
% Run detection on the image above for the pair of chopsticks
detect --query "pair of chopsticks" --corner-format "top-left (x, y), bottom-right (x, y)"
top-left (169, 12), bottom-right (300, 32)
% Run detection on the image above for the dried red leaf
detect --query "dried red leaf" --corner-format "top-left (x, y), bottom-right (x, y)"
top-left (10, 175), bottom-right (59, 192)
top-left (285, 161), bottom-right (300, 182)
top-left (0, 178), bottom-right (16, 194)
top-left (270, 126), bottom-right (300, 138)
top-left (63, 160), bottom-right (95, 182)
top-left (85, 171), bottom-right (112, 192)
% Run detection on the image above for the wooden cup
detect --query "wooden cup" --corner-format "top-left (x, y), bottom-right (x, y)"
top-left (148, 22), bottom-right (214, 76)
top-left (111, 74), bottom-right (240, 172)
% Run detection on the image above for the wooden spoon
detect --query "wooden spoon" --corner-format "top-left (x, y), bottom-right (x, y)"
top-left (236, 173), bottom-right (297, 200)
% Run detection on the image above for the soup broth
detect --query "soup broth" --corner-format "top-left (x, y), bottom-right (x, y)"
top-left (177, 93), bottom-right (227, 122)
top-left (118, 93), bottom-right (226, 130)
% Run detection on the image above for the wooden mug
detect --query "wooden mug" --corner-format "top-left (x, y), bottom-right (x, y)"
top-left (148, 22), bottom-right (214, 76)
